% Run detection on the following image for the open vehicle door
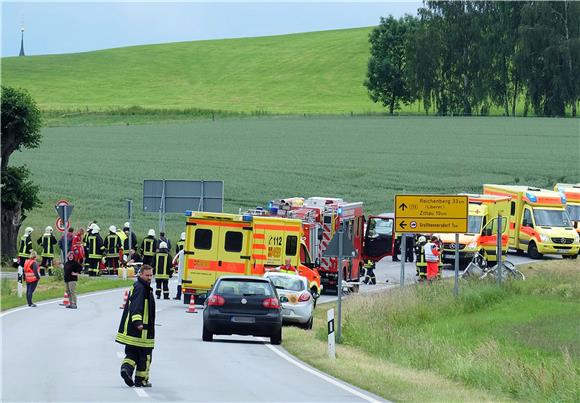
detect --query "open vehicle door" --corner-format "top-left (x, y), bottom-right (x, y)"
top-left (363, 214), bottom-right (395, 261)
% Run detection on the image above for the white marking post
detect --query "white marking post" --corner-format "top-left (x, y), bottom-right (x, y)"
top-left (327, 308), bottom-right (336, 359)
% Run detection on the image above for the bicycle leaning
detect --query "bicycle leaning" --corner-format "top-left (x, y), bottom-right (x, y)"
top-left (461, 252), bottom-right (525, 281)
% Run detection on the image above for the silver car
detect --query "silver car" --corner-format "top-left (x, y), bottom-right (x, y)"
top-left (264, 272), bottom-right (315, 329)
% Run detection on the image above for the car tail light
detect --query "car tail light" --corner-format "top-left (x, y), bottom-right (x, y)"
top-left (207, 295), bottom-right (225, 306)
top-left (298, 292), bottom-right (311, 302)
top-left (262, 297), bottom-right (280, 309)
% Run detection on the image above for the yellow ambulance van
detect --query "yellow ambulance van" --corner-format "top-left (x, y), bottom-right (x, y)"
top-left (554, 183), bottom-right (580, 236)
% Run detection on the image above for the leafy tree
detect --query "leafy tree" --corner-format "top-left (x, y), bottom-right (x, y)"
top-left (1, 86), bottom-right (42, 258)
top-left (365, 15), bottom-right (416, 114)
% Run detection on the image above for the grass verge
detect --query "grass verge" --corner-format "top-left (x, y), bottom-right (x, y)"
top-left (283, 260), bottom-right (580, 402)
top-left (1, 275), bottom-right (134, 311)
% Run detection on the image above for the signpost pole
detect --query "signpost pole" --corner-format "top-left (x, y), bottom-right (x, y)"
top-left (400, 236), bottom-right (406, 288)
top-left (125, 199), bottom-right (133, 280)
top-left (497, 215), bottom-right (503, 286)
top-left (454, 233), bottom-right (459, 297)
top-left (63, 207), bottom-right (68, 268)
top-left (337, 226), bottom-right (343, 343)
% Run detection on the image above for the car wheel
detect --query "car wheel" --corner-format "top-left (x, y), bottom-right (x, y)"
top-left (270, 327), bottom-right (282, 345)
top-left (183, 294), bottom-right (191, 305)
top-left (527, 242), bottom-right (543, 259)
top-left (516, 249), bottom-right (525, 256)
top-left (571, 254), bottom-right (578, 260)
top-left (202, 324), bottom-right (213, 342)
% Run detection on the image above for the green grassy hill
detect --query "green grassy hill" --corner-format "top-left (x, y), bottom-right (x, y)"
top-left (2, 28), bottom-right (387, 115)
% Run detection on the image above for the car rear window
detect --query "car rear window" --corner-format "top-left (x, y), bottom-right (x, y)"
top-left (268, 276), bottom-right (304, 292)
top-left (216, 280), bottom-right (273, 297)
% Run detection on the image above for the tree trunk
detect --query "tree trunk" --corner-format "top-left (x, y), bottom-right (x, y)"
top-left (573, 100), bottom-right (577, 117)
top-left (389, 97), bottom-right (395, 115)
top-left (512, 78), bottom-right (519, 117)
top-left (1, 201), bottom-right (23, 259)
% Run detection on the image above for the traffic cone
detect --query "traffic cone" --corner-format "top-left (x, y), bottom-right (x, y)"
top-left (59, 292), bottom-right (70, 307)
top-left (186, 295), bottom-right (197, 313)
top-left (120, 290), bottom-right (129, 309)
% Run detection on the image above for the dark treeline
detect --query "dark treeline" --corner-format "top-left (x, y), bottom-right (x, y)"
top-left (365, 1), bottom-right (580, 117)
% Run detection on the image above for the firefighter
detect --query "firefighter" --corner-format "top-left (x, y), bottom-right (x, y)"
top-left (392, 234), bottom-right (401, 262)
top-left (122, 222), bottom-right (138, 261)
top-left (404, 233), bottom-right (415, 262)
top-left (141, 229), bottom-right (158, 267)
top-left (104, 226), bottom-right (122, 275)
top-left (116, 265), bottom-right (156, 388)
top-left (415, 236), bottom-right (427, 281)
top-left (83, 222), bottom-right (96, 272)
top-left (86, 225), bottom-right (105, 276)
top-left (154, 242), bottom-right (172, 300)
top-left (18, 227), bottom-right (35, 268)
top-left (37, 226), bottom-right (57, 276)
top-left (362, 260), bottom-right (376, 285)
top-left (175, 232), bottom-right (185, 254)
top-left (159, 232), bottom-right (171, 252)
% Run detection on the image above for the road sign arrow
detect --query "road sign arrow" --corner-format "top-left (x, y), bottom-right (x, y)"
top-left (399, 203), bottom-right (408, 211)
top-left (399, 220), bottom-right (407, 230)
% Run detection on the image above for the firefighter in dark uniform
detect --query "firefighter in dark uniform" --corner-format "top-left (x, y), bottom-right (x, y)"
top-left (83, 222), bottom-right (96, 273)
top-left (415, 236), bottom-right (427, 281)
top-left (104, 225), bottom-right (122, 275)
top-left (18, 227), bottom-right (35, 268)
top-left (141, 229), bottom-right (158, 267)
top-left (122, 222), bottom-right (138, 261)
top-left (362, 260), bottom-right (376, 285)
top-left (37, 226), bottom-right (57, 276)
top-left (392, 234), bottom-right (401, 262)
top-left (154, 242), bottom-right (172, 300)
top-left (175, 232), bottom-right (185, 254)
top-left (87, 225), bottom-right (105, 276)
top-left (116, 265), bottom-right (156, 388)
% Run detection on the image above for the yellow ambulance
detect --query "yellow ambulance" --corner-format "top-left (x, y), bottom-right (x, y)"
top-left (181, 211), bottom-right (322, 304)
top-left (483, 185), bottom-right (579, 259)
top-left (437, 194), bottom-right (510, 266)
top-left (554, 183), bottom-right (580, 236)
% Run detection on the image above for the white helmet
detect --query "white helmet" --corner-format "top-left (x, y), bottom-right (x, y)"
top-left (418, 236), bottom-right (426, 243)
top-left (159, 241), bottom-right (168, 249)
top-left (180, 232), bottom-right (186, 240)
top-left (148, 229), bottom-right (156, 237)
top-left (92, 225), bottom-right (100, 234)
top-left (88, 223), bottom-right (95, 231)
top-left (45, 226), bottom-right (53, 233)
top-left (109, 225), bottom-right (117, 233)
top-left (124, 222), bottom-right (130, 228)
top-left (25, 227), bottom-right (34, 235)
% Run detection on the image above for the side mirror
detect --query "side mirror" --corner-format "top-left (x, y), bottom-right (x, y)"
top-left (314, 258), bottom-right (320, 267)
top-left (311, 291), bottom-right (320, 299)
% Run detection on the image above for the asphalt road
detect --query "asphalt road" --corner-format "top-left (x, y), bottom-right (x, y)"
top-left (1, 280), bottom-right (383, 403)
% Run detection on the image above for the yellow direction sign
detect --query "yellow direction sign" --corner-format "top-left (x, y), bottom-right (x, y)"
top-left (394, 195), bottom-right (468, 233)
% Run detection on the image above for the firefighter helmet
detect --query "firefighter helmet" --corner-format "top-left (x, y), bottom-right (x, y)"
top-left (109, 225), bottom-right (117, 233)
top-left (25, 227), bottom-right (34, 235)
top-left (124, 222), bottom-right (130, 228)
top-left (92, 225), bottom-right (101, 234)
top-left (159, 241), bottom-right (168, 249)
top-left (45, 226), bottom-right (53, 233)
top-left (180, 232), bottom-right (186, 240)
top-left (418, 236), bottom-right (426, 243)
top-left (148, 229), bottom-right (155, 237)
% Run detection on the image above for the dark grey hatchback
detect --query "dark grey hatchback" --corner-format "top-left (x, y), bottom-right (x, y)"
top-left (202, 276), bottom-right (283, 344)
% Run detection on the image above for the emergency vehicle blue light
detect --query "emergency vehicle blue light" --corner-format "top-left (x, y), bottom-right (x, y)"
top-left (268, 201), bottom-right (273, 209)
top-left (242, 214), bottom-right (253, 222)
top-left (560, 194), bottom-right (567, 204)
top-left (337, 207), bottom-right (342, 216)
top-left (185, 210), bottom-right (193, 216)
top-left (526, 192), bottom-right (537, 203)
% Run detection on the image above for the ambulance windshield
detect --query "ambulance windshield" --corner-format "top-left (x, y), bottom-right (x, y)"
top-left (467, 216), bottom-right (483, 234)
top-left (532, 209), bottom-right (572, 227)
top-left (566, 205), bottom-right (580, 221)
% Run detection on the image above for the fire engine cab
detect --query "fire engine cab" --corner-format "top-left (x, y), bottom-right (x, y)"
top-left (264, 197), bottom-right (395, 293)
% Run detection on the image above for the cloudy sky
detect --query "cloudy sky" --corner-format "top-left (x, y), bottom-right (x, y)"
top-left (2, 1), bottom-right (421, 56)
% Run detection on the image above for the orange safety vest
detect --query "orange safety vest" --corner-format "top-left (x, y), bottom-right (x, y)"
top-left (24, 259), bottom-right (39, 283)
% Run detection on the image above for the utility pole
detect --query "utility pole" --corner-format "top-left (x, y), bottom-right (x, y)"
top-left (19, 27), bottom-right (25, 57)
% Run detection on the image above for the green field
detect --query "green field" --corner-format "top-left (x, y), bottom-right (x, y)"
top-left (10, 116), bottom-right (579, 244)
top-left (2, 28), bottom-right (385, 115)
top-left (284, 260), bottom-right (580, 402)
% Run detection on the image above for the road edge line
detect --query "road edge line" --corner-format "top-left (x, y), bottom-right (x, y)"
top-left (265, 343), bottom-right (383, 403)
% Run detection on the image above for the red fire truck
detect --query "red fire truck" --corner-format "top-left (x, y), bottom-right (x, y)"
top-left (263, 197), bottom-right (395, 293)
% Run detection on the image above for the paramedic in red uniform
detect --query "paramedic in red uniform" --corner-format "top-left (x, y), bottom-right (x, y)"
top-left (424, 236), bottom-right (440, 282)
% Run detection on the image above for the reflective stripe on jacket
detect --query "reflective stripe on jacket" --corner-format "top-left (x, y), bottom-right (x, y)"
top-left (141, 237), bottom-right (157, 257)
top-left (18, 235), bottom-right (33, 258)
top-left (24, 259), bottom-right (39, 283)
top-left (116, 277), bottom-right (156, 348)
top-left (424, 242), bottom-right (439, 262)
top-left (154, 253), bottom-right (171, 279)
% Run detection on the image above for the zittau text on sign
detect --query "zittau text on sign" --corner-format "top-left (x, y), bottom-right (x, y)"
top-left (394, 195), bottom-right (468, 233)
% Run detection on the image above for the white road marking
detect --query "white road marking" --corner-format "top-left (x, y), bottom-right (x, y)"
top-left (0, 287), bottom-right (129, 318)
top-left (134, 388), bottom-right (148, 398)
top-left (265, 343), bottom-right (381, 403)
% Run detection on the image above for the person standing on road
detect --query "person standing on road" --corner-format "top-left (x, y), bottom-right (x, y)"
top-left (424, 236), bottom-right (441, 282)
top-left (362, 260), bottom-right (376, 285)
top-left (71, 228), bottom-right (86, 265)
top-left (37, 226), bottom-right (57, 276)
top-left (24, 251), bottom-right (41, 307)
top-left (122, 222), bottom-right (138, 262)
top-left (392, 234), bottom-right (401, 262)
top-left (141, 229), bottom-right (158, 267)
top-left (86, 225), bottom-right (105, 276)
top-left (116, 265), bottom-right (156, 388)
top-left (415, 236), bottom-right (427, 281)
top-left (154, 242), bottom-right (172, 300)
top-left (159, 232), bottom-right (171, 253)
top-left (172, 247), bottom-right (185, 300)
top-left (104, 226), bottom-right (122, 275)
top-left (404, 233), bottom-right (415, 262)
top-left (63, 251), bottom-right (82, 309)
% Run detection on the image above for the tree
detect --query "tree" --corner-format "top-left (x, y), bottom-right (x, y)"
top-left (1, 86), bottom-right (42, 258)
top-left (365, 15), bottom-right (416, 114)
